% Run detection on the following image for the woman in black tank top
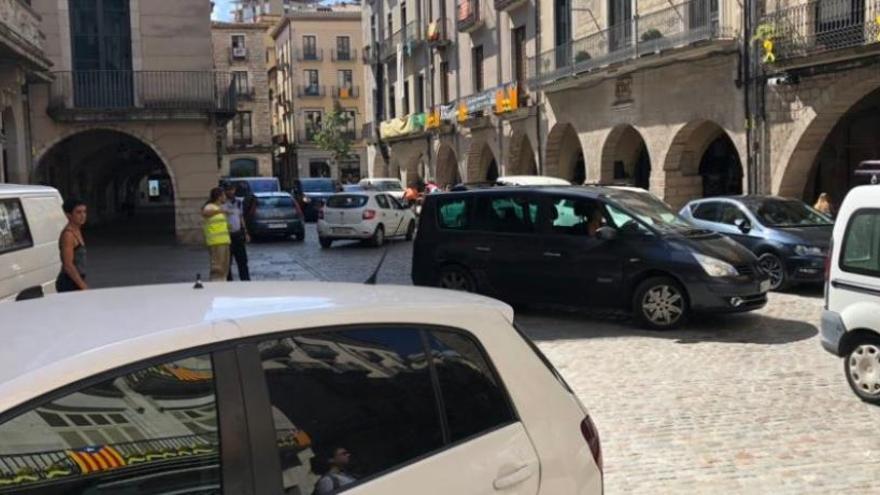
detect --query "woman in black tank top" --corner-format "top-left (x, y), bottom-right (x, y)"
top-left (56, 198), bottom-right (89, 293)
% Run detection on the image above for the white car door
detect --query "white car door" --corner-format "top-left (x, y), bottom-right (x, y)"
top-left (377, 194), bottom-right (405, 236)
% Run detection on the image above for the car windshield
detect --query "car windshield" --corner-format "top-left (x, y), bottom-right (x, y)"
top-left (245, 179), bottom-right (280, 193)
top-left (258, 196), bottom-right (294, 208)
top-left (301, 180), bottom-right (336, 193)
top-left (609, 191), bottom-right (694, 233)
top-left (747, 199), bottom-right (832, 227)
top-left (373, 181), bottom-right (402, 191)
top-left (327, 195), bottom-right (368, 208)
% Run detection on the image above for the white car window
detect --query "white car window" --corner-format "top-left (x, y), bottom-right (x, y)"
top-left (375, 195), bottom-right (391, 209)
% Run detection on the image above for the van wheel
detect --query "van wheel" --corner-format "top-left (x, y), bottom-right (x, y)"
top-left (633, 276), bottom-right (688, 330)
top-left (845, 336), bottom-right (880, 404)
top-left (438, 266), bottom-right (477, 293)
top-left (405, 220), bottom-right (416, 241)
top-left (319, 237), bottom-right (332, 249)
top-left (758, 252), bottom-right (788, 290)
top-left (372, 225), bottom-right (385, 247)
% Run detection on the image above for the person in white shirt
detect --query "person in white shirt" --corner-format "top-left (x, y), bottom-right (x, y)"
top-left (222, 183), bottom-right (251, 281)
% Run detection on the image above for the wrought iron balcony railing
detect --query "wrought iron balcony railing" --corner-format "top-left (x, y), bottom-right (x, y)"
top-left (528, 0), bottom-right (732, 87)
top-left (48, 71), bottom-right (237, 121)
top-left (363, 43), bottom-right (380, 64)
top-left (332, 48), bottom-right (357, 62)
top-left (494, 0), bottom-right (527, 12)
top-left (333, 85), bottom-right (360, 98)
top-left (296, 47), bottom-right (324, 61)
top-left (381, 28), bottom-right (403, 60)
top-left (760, 0), bottom-right (880, 63)
top-left (457, 0), bottom-right (483, 32)
top-left (404, 20), bottom-right (424, 44)
top-left (300, 128), bottom-right (318, 143)
top-left (297, 85), bottom-right (326, 97)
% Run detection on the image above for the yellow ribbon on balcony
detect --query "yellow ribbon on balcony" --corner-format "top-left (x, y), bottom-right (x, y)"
top-left (875, 15), bottom-right (880, 41)
top-left (427, 21), bottom-right (440, 42)
top-left (425, 108), bottom-right (441, 129)
top-left (494, 84), bottom-right (519, 114)
top-left (762, 39), bottom-right (776, 64)
top-left (457, 102), bottom-right (469, 123)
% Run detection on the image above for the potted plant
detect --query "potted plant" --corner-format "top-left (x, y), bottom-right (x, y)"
top-left (641, 29), bottom-right (663, 42)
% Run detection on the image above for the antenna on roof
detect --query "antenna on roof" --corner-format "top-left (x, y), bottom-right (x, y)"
top-left (194, 273), bottom-right (204, 290)
top-left (364, 248), bottom-right (389, 285)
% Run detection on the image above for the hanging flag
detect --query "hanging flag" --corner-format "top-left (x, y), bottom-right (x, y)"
top-left (67, 445), bottom-right (126, 474)
top-left (762, 39), bottom-right (776, 63)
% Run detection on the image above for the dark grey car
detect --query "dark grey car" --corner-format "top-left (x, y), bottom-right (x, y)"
top-left (680, 195), bottom-right (833, 290)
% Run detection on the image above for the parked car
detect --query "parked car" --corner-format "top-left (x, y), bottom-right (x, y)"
top-left (820, 184), bottom-right (880, 404)
top-left (317, 191), bottom-right (416, 248)
top-left (680, 196), bottom-right (833, 290)
top-left (0, 185), bottom-right (66, 301)
top-left (358, 177), bottom-right (406, 201)
top-left (0, 282), bottom-right (603, 494)
top-left (294, 178), bottom-right (341, 222)
top-left (246, 192), bottom-right (305, 241)
top-left (223, 176), bottom-right (281, 195)
top-left (413, 186), bottom-right (770, 329)
top-left (496, 176), bottom-right (572, 186)
top-left (343, 184), bottom-right (365, 192)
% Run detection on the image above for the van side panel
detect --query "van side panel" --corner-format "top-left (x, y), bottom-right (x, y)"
top-left (0, 194), bottom-right (65, 300)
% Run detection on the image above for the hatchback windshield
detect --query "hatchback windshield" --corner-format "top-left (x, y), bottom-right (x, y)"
top-left (300, 180), bottom-right (336, 193)
top-left (327, 195), bottom-right (368, 208)
top-left (609, 191), bottom-right (694, 233)
top-left (373, 180), bottom-right (403, 192)
top-left (243, 179), bottom-right (280, 193)
top-left (258, 196), bottom-right (294, 208)
top-left (747, 199), bottom-right (832, 227)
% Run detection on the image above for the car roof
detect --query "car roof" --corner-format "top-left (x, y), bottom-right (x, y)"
top-left (299, 177), bottom-right (335, 182)
top-left (841, 184), bottom-right (880, 208)
top-left (428, 185), bottom-right (623, 199)
top-left (685, 195), bottom-right (801, 205)
top-left (0, 282), bottom-right (512, 414)
top-left (253, 192), bottom-right (292, 197)
top-left (360, 178), bottom-right (401, 182)
top-left (0, 184), bottom-right (61, 197)
top-left (496, 176), bottom-right (572, 186)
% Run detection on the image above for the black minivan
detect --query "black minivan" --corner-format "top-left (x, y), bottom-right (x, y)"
top-left (413, 186), bottom-right (771, 329)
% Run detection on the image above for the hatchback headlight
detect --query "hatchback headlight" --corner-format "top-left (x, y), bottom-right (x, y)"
top-left (794, 245), bottom-right (824, 257)
top-left (693, 253), bottom-right (739, 277)
top-left (302, 196), bottom-right (311, 203)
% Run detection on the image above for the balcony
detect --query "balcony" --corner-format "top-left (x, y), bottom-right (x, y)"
top-left (231, 136), bottom-right (254, 148)
top-left (235, 86), bottom-right (256, 101)
top-left (296, 48), bottom-right (324, 62)
top-left (404, 20), bottom-right (425, 45)
top-left (332, 48), bottom-right (357, 62)
top-left (760, 0), bottom-right (880, 68)
top-left (297, 85), bottom-right (326, 97)
top-left (494, 0), bottom-right (527, 12)
top-left (0, 0), bottom-right (48, 70)
top-left (333, 85), bottom-right (360, 98)
top-left (427, 17), bottom-right (454, 46)
top-left (229, 46), bottom-right (249, 62)
top-left (528, 0), bottom-right (733, 88)
top-left (362, 122), bottom-right (378, 143)
top-left (381, 29), bottom-right (403, 61)
top-left (457, 0), bottom-right (484, 33)
top-left (363, 43), bottom-right (380, 64)
top-left (48, 71), bottom-right (237, 122)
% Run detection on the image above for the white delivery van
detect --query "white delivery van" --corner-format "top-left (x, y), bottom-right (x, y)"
top-left (821, 184), bottom-right (880, 403)
top-left (0, 185), bottom-right (67, 301)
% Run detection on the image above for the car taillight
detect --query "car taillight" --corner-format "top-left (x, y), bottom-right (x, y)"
top-left (318, 208), bottom-right (324, 220)
top-left (363, 209), bottom-right (376, 220)
top-left (580, 415), bottom-right (603, 475)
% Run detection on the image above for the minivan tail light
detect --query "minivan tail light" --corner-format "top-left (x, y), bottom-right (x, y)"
top-left (363, 209), bottom-right (377, 220)
top-left (580, 415), bottom-right (603, 475)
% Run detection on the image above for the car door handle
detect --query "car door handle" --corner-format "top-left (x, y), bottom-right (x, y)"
top-left (475, 246), bottom-right (491, 252)
top-left (493, 464), bottom-right (535, 490)
top-left (543, 251), bottom-right (562, 257)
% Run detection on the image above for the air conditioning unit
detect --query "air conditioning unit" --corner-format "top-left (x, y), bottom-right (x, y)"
top-left (232, 46), bottom-right (248, 59)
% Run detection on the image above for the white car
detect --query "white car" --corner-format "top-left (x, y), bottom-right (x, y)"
top-left (820, 184), bottom-right (880, 404)
top-left (318, 191), bottom-right (417, 248)
top-left (496, 175), bottom-right (571, 186)
top-left (0, 282), bottom-right (603, 494)
top-left (0, 184), bottom-right (67, 301)
top-left (358, 177), bottom-right (406, 201)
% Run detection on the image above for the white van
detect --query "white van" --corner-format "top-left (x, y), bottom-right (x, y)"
top-left (821, 184), bottom-right (880, 403)
top-left (0, 185), bottom-right (66, 301)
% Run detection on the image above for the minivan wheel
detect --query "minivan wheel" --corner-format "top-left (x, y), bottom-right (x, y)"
top-left (845, 337), bottom-right (880, 404)
top-left (758, 252), bottom-right (787, 290)
top-left (438, 266), bottom-right (476, 293)
top-left (372, 225), bottom-right (385, 247)
top-left (405, 220), bottom-right (416, 241)
top-left (633, 277), bottom-right (688, 330)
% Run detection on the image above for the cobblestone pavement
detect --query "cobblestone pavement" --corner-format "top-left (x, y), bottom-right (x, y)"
top-left (88, 225), bottom-right (880, 493)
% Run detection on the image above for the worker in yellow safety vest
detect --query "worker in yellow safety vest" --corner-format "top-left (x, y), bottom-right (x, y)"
top-left (202, 187), bottom-right (232, 281)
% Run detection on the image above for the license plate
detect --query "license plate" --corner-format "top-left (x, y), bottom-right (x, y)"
top-left (332, 227), bottom-right (351, 234)
top-left (268, 223), bottom-right (286, 229)
top-left (760, 280), bottom-right (771, 292)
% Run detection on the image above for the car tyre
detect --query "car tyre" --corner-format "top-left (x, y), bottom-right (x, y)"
top-left (632, 276), bottom-right (688, 330)
top-left (371, 225), bottom-right (385, 247)
top-left (405, 220), bottom-right (416, 241)
top-left (758, 252), bottom-right (788, 291)
top-left (437, 265), bottom-right (477, 293)
top-left (319, 237), bottom-right (332, 249)
top-left (295, 231), bottom-right (305, 242)
top-left (845, 336), bottom-right (880, 405)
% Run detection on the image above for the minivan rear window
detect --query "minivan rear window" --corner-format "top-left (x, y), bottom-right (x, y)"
top-left (258, 196), bottom-right (294, 208)
top-left (840, 209), bottom-right (880, 277)
top-left (0, 198), bottom-right (33, 255)
top-left (328, 195), bottom-right (368, 208)
top-left (437, 198), bottom-right (469, 230)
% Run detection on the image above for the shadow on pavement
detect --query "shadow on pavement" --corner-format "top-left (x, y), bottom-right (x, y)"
top-left (516, 306), bottom-right (818, 346)
top-left (778, 284), bottom-right (824, 299)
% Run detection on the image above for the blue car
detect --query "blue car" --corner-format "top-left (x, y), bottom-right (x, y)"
top-left (680, 195), bottom-right (833, 290)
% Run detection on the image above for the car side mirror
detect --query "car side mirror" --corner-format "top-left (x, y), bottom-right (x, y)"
top-left (596, 226), bottom-right (618, 241)
top-left (735, 219), bottom-right (752, 233)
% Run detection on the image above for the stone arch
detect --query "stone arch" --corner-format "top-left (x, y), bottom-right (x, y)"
top-left (466, 140), bottom-right (499, 182)
top-left (663, 120), bottom-right (743, 207)
top-left (600, 124), bottom-right (651, 187)
top-left (506, 132), bottom-right (538, 176)
top-left (436, 144), bottom-right (461, 187)
top-left (774, 73), bottom-right (880, 198)
top-left (544, 122), bottom-right (585, 183)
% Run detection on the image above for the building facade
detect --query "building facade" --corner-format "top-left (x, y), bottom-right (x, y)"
top-left (212, 20), bottom-right (274, 178)
top-left (233, 0), bottom-right (319, 22)
top-left (271, 6), bottom-right (367, 183)
top-left (0, 0), bottom-right (52, 184)
top-left (363, 0), bottom-right (880, 209)
top-left (27, 0), bottom-right (234, 243)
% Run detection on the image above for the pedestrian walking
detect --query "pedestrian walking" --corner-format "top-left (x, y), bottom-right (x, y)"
top-left (56, 198), bottom-right (88, 292)
top-left (222, 182), bottom-right (250, 281)
top-left (814, 192), bottom-right (836, 218)
top-left (202, 187), bottom-right (231, 282)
